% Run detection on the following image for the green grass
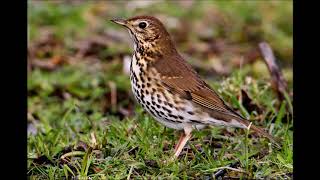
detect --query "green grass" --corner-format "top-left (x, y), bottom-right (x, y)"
top-left (28, 64), bottom-right (293, 179)
top-left (28, 1), bottom-right (292, 179)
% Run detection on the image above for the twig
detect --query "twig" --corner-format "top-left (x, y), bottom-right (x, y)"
top-left (258, 42), bottom-right (288, 101)
top-left (213, 161), bottom-right (240, 178)
top-left (213, 166), bottom-right (246, 173)
top-left (127, 165), bottom-right (134, 180)
top-left (60, 151), bottom-right (85, 160)
top-left (245, 122), bottom-right (252, 173)
top-left (90, 132), bottom-right (97, 148)
top-left (247, 122), bottom-right (252, 131)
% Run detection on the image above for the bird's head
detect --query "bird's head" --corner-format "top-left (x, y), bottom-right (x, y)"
top-left (111, 16), bottom-right (176, 54)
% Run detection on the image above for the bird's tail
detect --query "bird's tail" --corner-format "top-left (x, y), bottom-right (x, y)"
top-left (241, 120), bottom-right (282, 149)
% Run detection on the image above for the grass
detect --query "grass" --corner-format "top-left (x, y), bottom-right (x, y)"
top-left (28, 64), bottom-right (293, 179)
top-left (28, 1), bottom-right (292, 179)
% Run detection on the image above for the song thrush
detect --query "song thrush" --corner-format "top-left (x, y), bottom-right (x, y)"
top-left (111, 16), bottom-right (280, 157)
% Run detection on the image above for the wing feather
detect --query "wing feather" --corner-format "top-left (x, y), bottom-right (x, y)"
top-left (149, 52), bottom-right (280, 146)
top-left (151, 53), bottom-right (243, 121)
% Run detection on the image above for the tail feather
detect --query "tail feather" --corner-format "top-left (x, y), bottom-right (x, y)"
top-left (240, 119), bottom-right (282, 149)
top-left (223, 104), bottom-right (281, 147)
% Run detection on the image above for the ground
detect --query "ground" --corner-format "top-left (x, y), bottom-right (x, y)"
top-left (28, 1), bottom-right (292, 179)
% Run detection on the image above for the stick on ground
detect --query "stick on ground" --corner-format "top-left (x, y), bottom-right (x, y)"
top-left (258, 42), bottom-right (288, 101)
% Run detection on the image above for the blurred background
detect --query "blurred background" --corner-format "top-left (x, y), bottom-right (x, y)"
top-left (28, 1), bottom-right (292, 179)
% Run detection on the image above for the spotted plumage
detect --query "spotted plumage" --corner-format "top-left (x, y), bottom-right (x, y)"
top-left (111, 16), bottom-right (280, 157)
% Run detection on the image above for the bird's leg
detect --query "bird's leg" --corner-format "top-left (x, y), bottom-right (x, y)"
top-left (173, 126), bottom-right (192, 158)
top-left (174, 132), bottom-right (185, 152)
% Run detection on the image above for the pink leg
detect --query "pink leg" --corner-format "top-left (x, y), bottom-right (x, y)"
top-left (174, 133), bottom-right (185, 152)
top-left (173, 126), bottom-right (192, 158)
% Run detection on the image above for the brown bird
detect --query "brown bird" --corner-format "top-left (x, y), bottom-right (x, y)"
top-left (111, 16), bottom-right (280, 157)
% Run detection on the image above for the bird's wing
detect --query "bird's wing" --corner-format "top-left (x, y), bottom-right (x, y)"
top-left (151, 54), bottom-right (244, 122)
top-left (150, 53), bottom-right (281, 146)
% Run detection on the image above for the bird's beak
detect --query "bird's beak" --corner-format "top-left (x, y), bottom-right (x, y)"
top-left (110, 18), bottom-right (128, 27)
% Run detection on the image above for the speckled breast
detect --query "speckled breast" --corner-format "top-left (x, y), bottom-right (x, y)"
top-left (129, 54), bottom-right (208, 130)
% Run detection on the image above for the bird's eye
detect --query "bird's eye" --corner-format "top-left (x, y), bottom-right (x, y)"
top-left (138, 22), bottom-right (147, 29)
